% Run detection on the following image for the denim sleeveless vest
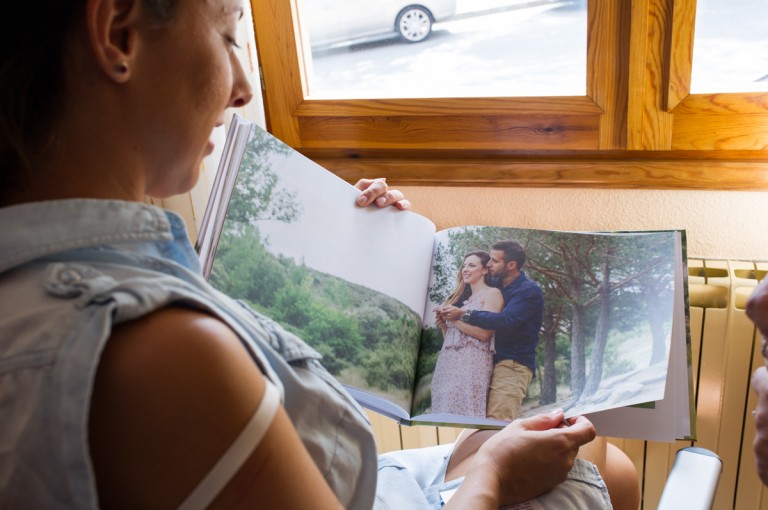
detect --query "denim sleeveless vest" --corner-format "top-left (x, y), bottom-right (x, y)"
top-left (0, 199), bottom-right (377, 509)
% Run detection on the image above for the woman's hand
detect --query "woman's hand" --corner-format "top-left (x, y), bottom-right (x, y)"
top-left (439, 305), bottom-right (463, 321)
top-left (438, 305), bottom-right (491, 341)
top-left (748, 278), bottom-right (768, 485)
top-left (434, 307), bottom-right (447, 326)
top-left (747, 278), bottom-right (768, 357)
top-left (354, 178), bottom-right (410, 210)
top-left (446, 412), bottom-right (596, 509)
top-left (480, 412), bottom-right (595, 505)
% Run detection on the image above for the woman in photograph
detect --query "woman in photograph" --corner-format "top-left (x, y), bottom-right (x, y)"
top-left (431, 251), bottom-right (504, 417)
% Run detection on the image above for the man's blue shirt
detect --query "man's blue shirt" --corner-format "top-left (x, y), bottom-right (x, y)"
top-left (469, 271), bottom-right (543, 373)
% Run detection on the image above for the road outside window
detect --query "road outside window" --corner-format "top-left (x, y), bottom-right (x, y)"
top-left (691, 0), bottom-right (768, 93)
top-left (299, 0), bottom-right (587, 99)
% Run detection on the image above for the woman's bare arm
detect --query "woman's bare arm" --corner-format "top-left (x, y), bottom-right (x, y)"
top-left (89, 307), bottom-right (343, 510)
top-left (452, 319), bottom-right (495, 342)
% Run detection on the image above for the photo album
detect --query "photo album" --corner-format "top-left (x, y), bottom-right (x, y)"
top-left (196, 114), bottom-right (694, 442)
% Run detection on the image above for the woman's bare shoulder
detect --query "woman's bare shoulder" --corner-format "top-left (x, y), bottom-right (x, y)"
top-left (96, 307), bottom-right (265, 413)
top-left (482, 287), bottom-right (504, 300)
top-left (90, 306), bottom-right (345, 509)
top-left (480, 287), bottom-right (504, 311)
top-left (90, 306), bottom-right (268, 508)
top-left (487, 286), bottom-right (503, 297)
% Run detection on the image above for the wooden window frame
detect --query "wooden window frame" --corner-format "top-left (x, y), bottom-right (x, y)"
top-left (251, 0), bottom-right (768, 190)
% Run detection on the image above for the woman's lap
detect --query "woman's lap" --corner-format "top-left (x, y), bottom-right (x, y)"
top-left (374, 442), bottom-right (612, 509)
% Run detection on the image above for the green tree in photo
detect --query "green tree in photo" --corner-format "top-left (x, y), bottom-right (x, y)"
top-left (273, 280), bottom-right (315, 328)
top-left (303, 305), bottom-right (364, 375)
top-left (364, 343), bottom-right (415, 392)
top-left (529, 232), bottom-right (674, 399)
top-left (224, 128), bottom-right (302, 235)
top-left (209, 224), bottom-right (287, 307)
top-left (352, 305), bottom-right (392, 350)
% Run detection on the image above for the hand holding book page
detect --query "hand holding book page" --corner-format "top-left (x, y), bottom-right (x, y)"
top-left (199, 114), bottom-right (693, 442)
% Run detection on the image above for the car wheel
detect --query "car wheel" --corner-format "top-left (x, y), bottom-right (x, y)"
top-left (396, 6), bottom-right (433, 43)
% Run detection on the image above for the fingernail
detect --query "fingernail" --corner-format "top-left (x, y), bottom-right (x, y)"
top-left (376, 196), bottom-right (387, 206)
top-left (356, 194), bottom-right (368, 206)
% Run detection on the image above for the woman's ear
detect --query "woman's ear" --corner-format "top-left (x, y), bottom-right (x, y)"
top-left (85, 0), bottom-right (142, 83)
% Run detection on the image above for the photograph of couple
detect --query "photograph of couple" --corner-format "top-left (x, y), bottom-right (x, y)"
top-left (420, 226), bottom-right (681, 424)
top-left (431, 241), bottom-right (539, 421)
top-left (202, 124), bottom-right (682, 427)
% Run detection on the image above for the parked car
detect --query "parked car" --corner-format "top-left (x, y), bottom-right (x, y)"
top-left (303, 0), bottom-right (457, 49)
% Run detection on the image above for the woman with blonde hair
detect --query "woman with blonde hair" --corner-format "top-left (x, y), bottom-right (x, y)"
top-left (432, 251), bottom-right (503, 417)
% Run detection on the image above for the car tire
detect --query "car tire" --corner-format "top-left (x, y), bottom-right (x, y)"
top-left (396, 6), bottom-right (433, 43)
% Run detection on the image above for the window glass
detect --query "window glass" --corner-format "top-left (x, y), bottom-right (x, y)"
top-left (299, 0), bottom-right (587, 99)
top-left (691, 0), bottom-right (768, 93)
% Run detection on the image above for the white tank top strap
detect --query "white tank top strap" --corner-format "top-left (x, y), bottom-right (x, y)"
top-left (176, 378), bottom-right (282, 510)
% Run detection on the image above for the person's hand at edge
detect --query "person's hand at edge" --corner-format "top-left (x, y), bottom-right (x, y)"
top-left (747, 278), bottom-right (768, 485)
top-left (354, 178), bottom-right (411, 210)
top-left (752, 367), bottom-right (768, 485)
top-left (747, 278), bottom-right (768, 358)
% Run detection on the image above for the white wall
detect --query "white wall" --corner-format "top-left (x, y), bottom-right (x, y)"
top-left (401, 186), bottom-right (768, 261)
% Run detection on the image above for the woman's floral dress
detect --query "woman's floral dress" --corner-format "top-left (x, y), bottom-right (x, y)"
top-left (430, 292), bottom-right (495, 418)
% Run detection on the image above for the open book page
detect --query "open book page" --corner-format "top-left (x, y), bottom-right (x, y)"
top-left (201, 116), bottom-right (692, 439)
top-left (587, 232), bottom-right (693, 441)
top-left (408, 226), bottom-right (690, 441)
top-left (203, 116), bottom-right (436, 419)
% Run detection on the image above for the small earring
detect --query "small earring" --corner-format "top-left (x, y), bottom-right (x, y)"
top-left (115, 61), bottom-right (129, 74)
